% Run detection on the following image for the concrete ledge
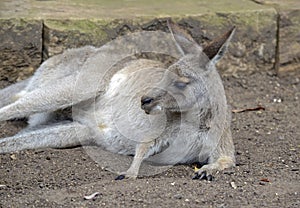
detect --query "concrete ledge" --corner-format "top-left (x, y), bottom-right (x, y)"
top-left (0, 0), bottom-right (298, 82)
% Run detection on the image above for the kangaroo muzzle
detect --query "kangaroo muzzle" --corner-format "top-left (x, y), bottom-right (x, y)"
top-left (141, 96), bottom-right (163, 115)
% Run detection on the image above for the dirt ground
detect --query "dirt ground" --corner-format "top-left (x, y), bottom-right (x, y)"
top-left (0, 66), bottom-right (299, 208)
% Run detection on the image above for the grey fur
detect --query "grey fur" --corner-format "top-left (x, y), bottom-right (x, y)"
top-left (0, 23), bottom-right (235, 179)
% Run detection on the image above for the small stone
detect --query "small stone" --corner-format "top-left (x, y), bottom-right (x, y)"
top-left (230, 182), bottom-right (237, 189)
top-left (174, 194), bottom-right (182, 199)
top-left (10, 154), bottom-right (17, 160)
top-left (259, 182), bottom-right (266, 185)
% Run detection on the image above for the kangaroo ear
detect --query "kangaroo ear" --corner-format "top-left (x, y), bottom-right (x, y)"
top-left (167, 19), bottom-right (200, 55)
top-left (203, 26), bottom-right (235, 64)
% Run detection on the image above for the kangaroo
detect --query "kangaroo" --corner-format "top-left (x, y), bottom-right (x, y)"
top-left (0, 20), bottom-right (235, 180)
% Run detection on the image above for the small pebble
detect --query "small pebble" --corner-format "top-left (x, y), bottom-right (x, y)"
top-left (230, 182), bottom-right (237, 189)
top-left (174, 194), bottom-right (182, 199)
top-left (10, 154), bottom-right (17, 160)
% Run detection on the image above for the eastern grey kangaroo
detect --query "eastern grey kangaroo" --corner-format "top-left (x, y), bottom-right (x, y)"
top-left (0, 20), bottom-right (235, 180)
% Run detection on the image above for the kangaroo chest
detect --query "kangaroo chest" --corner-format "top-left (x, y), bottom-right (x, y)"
top-left (76, 59), bottom-right (209, 163)
top-left (81, 59), bottom-right (167, 154)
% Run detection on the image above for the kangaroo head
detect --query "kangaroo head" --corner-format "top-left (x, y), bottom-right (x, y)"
top-left (141, 20), bottom-right (235, 115)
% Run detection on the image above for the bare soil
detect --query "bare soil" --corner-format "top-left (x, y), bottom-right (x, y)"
top-left (0, 67), bottom-right (299, 208)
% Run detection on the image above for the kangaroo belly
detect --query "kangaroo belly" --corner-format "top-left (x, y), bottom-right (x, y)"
top-left (145, 130), bottom-right (209, 165)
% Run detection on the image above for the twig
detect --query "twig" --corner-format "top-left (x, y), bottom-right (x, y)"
top-left (84, 192), bottom-right (100, 200)
top-left (232, 105), bottom-right (265, 113)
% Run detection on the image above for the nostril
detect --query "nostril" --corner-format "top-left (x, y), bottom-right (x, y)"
top-left (141, 97), bottom-right (153, 105)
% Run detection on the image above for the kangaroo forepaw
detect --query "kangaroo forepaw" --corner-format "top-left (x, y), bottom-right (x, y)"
top-left (115, 172), bottom-right (138, 180)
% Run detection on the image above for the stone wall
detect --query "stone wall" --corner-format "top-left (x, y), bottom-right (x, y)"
top-left (0, 19), bottom-right (42, 82)
top-left (0, 0), bottom-right (299, 83)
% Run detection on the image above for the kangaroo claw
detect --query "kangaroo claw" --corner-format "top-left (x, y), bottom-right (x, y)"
top-left (192, 170), bottom-right (213, 181)
top-left (206, 174), bottom-right (213, 181)
top-left (192, 172), bottom-right (200, 180)
top-left (199, 171), bottom-right (207, 180)
top-left (115, 174), bottom-right (126, 180)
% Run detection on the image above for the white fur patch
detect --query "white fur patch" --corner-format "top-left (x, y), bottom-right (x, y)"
top-left (13, 90), bottom-right (27, 101)
top-left (106, 73), bottom-right (127, 97)
top-left (150, 104), bottom-right (163, 115)
top-left (153, 105), bottom-right (162, 111)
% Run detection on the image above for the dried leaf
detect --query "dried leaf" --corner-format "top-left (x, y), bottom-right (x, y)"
top-left (260, 178), bottom-right (270, 183)
top-left (193, 166), bottom-right (200, 172)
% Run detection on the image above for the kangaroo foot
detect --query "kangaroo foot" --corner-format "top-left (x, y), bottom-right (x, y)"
top-left (192, 156), bottom-right (235, 181)
top-left (192, 170), bottom-right (213, 181)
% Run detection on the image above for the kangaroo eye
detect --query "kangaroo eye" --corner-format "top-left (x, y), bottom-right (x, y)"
top-left (174, 81), bottom-right (188, 89)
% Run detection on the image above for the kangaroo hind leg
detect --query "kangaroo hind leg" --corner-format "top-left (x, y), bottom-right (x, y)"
top-left (0, 75), bottom-right (79, 122)
top-left (0, 79), bottom-right (30, 108)
top-left (0, 121), bottom-right (91, 154)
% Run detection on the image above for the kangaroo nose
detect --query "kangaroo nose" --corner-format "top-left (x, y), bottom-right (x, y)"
top-left (141, 97), bottom-right (153, 105)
